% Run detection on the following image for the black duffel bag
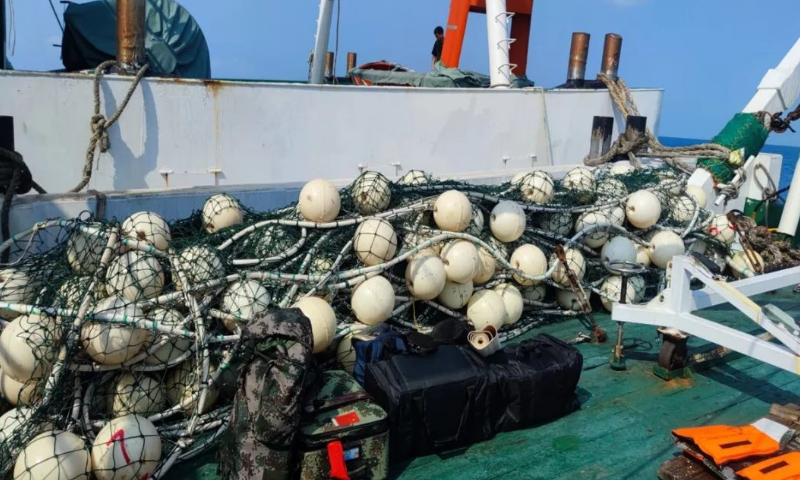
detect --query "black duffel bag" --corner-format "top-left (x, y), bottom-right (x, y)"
top-left (365, 334), bottom-right (583, 462)
top-left (364, 345), bottom-right (494, 461)
top-left (488, 333), bottom-right (583, 432)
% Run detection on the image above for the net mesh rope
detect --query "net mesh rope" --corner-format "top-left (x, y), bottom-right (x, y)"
top-left (0, 165), bottom-right (735, 478)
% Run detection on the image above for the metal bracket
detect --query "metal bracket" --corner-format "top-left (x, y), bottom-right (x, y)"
top-left (612, 255), bottom-right (800, 375)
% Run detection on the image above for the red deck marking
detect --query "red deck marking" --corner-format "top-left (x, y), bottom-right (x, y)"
top-left (106, 429), bottom-right (132, 465)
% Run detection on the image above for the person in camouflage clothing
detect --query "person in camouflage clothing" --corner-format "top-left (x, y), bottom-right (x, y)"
top-left (218, 309), bottom-right (318, 480)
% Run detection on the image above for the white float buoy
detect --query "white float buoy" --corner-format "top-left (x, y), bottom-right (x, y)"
top-left (563, 167), bottom-right (595, 193)
top-left (405, 254), bottom-right (447, 300)
top-left (0, 314), bottom-right (59, 383)
top-left (600, 275), bottom-right (639, 312)
top-left (610, 162), bottom-right (634, 176)
top-left (596, 178), bottom-right (628, 199)
top-left (630, 276), bottom-right (646, 303)
top-left (625, 190), bottom-right (662, 229)
top-left (685, 185), bottom-right (707, 209)
top-left (601, 236), bottom-right (637, 265)
top-left (352, 172), bottom-right (392, 215)
top-left (164, 361), bottom-right (219, 414)
top-left (354, 219), bottom-right (398, 266)
top-left (121, 211), bottom-right (171, 251)
top-left (522, 284), bottom-right (546, 303)
top-left (81, 296), bottom-right (149, 365)
top-left (173, 245), bottom-right (225, 291)
top-left (143, 308), bottom-right (192, 366)
top-left (473, 247), bottom-right (497, 285)
top-left (510, 244), bottom-right (547, 286)
top-left (634, 243), bottom-right (651, 266)
top-left (0, 269), bottom-right (37, 320)
top-left (494, 284), bottom-right (524, 325)
top-left (511, 171), bottom-right (530, 185)
top-left (556, 289), bottom-right (582, 311)
top-left (440, 240), bottom-right (480, 284)
top-left (202, 194), bottom-right (244, 233)
top-left (109, 373), bottom-right (166, 417)
top-left (490, 201), bottom-right (527, 243)
top-left (519, 171), bottom-right (555, 204)
top-left (15, 430), bottom-right (91, 480)
top-left (575, 211), bottom-right (611, 248)
top-left (0, 407), bottom-right (38, 444)
top-left (221, 280), bottom-right (271, 332)
top-left (0, 368), bottom-right (40, 406)
top-left (105, 251), bottom-right (165, 301)
top-left (467, 290), bottom-right (506, 331)
top-left (398, 170), bottom-right (429, 185)
top-left (730, 251), bottom-right (765, 279)
top-left (670, 195), bottom-right (696, 224)
top-left (336, 323), bottom-right (369, 373)
top-left (537, 211), bottom-right (573, 236)
top-left (437, 280), bottom-right (474, 309)
top-left (648, 230), bottom-right (686, 269)
top-left (92, 415), bottom-right (162, 480)
top-left (433, 190), bottom-right (472, 232)
top-left (351, 276), bottom-right (395, 326)
top-left (609, 205), bottom-right (626, 226)
top-left (66, 227), bottom-right (107, 275)
top-left (707, 215), bottom-right (736, 245)
top-left (293, 297), bottom-right (337, 353)
top-left (299, 179), bottom-right (341, 222)
top-left (549, 248), bottom-right (585, 287)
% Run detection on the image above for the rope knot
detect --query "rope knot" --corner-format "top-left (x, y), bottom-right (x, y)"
top-left (90, 114), bottom-right (110, 153)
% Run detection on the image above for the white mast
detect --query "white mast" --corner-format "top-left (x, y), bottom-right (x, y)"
top-left (485, 0), bottom-right (512, 89)
top-left (310, 0), bottom-right (335, 85)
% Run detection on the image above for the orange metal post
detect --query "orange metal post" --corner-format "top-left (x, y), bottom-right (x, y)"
top-left (441, 0), bottom-right (471, 69)
top-left (509, 14), bottom-right (531, 76)
top-left (441, 0), bottom-right (534, 73)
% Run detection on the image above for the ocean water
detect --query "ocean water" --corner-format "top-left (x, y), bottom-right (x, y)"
top-left (660, 136), bottom-right (799, 190)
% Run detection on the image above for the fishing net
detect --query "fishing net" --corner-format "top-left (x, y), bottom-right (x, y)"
top-left (0, 164), bottom-right (734, 478)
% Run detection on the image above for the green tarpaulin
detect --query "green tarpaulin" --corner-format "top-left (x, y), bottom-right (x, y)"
top-left (62, 0), bottom-right (210, 79)
top-left (349, 62), bottom-right (534, 89)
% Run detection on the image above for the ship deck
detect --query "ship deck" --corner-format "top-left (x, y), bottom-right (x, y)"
top-left (174, 288), bottom-right (800, 480)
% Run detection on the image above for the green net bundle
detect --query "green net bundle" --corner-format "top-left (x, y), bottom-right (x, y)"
top-left (696, 112), bottom-right (770, 184)
top-left (0, 164), bottom-right (740, 478)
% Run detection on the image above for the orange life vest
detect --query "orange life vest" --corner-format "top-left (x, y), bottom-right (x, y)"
top-left (672, 425), bottom-right (780, 465)
top-left (738, 452), bottom-right (800, 480)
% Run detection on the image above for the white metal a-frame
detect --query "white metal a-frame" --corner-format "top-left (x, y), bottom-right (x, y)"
top-left (612, 255), bottom-right (800, 375)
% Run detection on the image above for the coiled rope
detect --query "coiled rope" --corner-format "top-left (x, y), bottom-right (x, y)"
top-left (70, 60), bottom-right (149, 193)
top-left (585, 74), bottom-right (732, 173)
top-left (0, 146), bottom-right (46, 263)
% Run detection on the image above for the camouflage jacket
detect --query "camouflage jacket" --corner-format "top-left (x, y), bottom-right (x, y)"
top-left (218, 309), bottom-right (318, 480)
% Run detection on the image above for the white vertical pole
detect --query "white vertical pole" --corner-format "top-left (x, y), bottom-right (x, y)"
top-left (310, 0), bottom-right (335, 85)
top-left (778, 153), bottom-right (800, 237)
top-left (485, 0), bottom-right (511, 89)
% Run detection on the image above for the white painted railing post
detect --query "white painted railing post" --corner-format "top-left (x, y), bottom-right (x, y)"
top-left (485, 0), bottom-right (512, 89)
top-left (310, 0), bottom-right (335, 85)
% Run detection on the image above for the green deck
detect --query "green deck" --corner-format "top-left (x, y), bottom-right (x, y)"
top-left (174, 289), bottom-right (800, 480)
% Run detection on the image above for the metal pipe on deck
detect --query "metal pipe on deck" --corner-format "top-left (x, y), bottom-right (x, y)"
top-left (600, 33), bottom-right (623, 80)
top-left (346, 52), bottom-right (358, 73)
top-left (567, 33), bottom-right (590, 87)
top-left (310, 0), bottom-right (335, 85)
top-left (116, 0), bottom-right (147, 69)
top-left (485, 0), bottom-right (512, 88)
top-left (325, 52), bottom-right (335, 80)
top-left (589, 116), bottom-right (613, 159)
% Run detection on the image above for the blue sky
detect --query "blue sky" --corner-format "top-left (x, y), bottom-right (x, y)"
top-left (6, 0), bottom-right (800, 146)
